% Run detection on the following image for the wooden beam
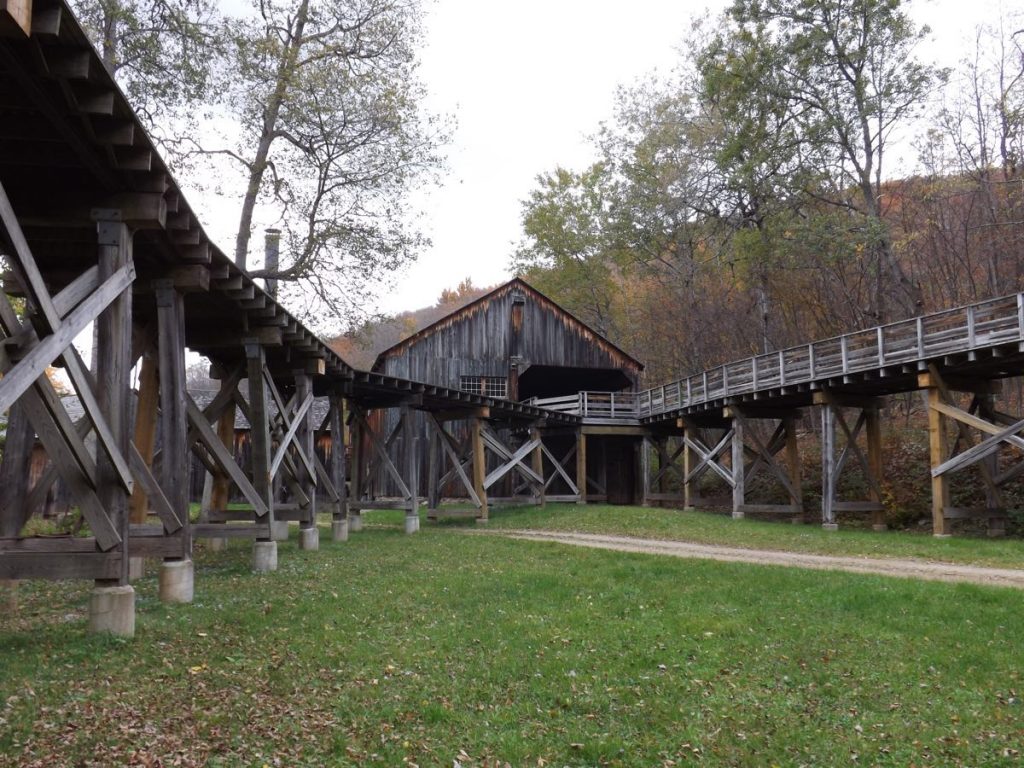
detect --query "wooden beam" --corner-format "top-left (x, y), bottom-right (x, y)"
top-left (471, 417), bottom-right (488, 520)
top-left (128, 353), bottom-right (158, 524)
top-left (927, 385), bottom-right (951, 536)
top-left (155, 281), bottom-right (190, 550)
top-left (95, 215), bottom-right (133, 583)
top-left (0, 0), bottom-right (32, 36)
top-left (576, 431), bottom-right (587, 504)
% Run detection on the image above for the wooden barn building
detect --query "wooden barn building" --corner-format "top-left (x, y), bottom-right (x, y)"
top-left (370, 279), bottom-right (645, 504)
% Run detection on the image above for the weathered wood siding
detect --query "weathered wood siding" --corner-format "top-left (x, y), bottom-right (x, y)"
top-left (372, 280), bottom-right (642, 496)
top-left (375, 280), bottom-right (642, 389)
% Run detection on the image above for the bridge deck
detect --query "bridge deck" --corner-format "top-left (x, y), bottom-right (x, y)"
top-left (532, 292), bottom-right (1024, 423)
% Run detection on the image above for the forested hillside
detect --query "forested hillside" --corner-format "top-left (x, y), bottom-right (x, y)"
top-left (512, 1), bottom-right (1024, 385)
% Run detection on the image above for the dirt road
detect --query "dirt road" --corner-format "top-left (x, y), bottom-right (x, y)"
top-left (487, 530), bottom-right (1024, 589)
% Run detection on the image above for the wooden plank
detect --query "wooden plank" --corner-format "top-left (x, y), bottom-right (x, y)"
top-left (784, 418), bottom-right (803, 518)
top-left (244, 342), bottom-right (274, 534)
top-left (927, 386), bottom-right (951, 535)
top-left (531, 427), bottom-right (545, 506)
top-left (0, 0), bottom-right (32, 36)
top-left (0, 536), bottom-right (98, 553)
top-left (540, 442), bottom-right (578, 495)
top-left (471, 417), bottom-right (488, 520)
top-left (186, 395), bottom-right (268, 518)
top-left (0, 263), bottom-right (135, 415)
top-left (329, 396), bottom-right (348, 520)
top-left (0, 553), bottom-right (121, 580)
top-left (833, 501), bottom-right (885, 512)
top-left (193, 523), bottom-right (270, 539)
top-left (483, 437), bottom-right (541, 490)
top-left (268, 389), bottom-right (314, 479)
top-left (426, 414), bottom-right (480, 507)
top-left (731, 416), bottom-right (745, 517)
top-left (128, 442), bottom-right (183, 533)
top-left (128, 536), bottom-right (186, 559)
top-left (129, 353), bottom-right (159, 524)
top-left (95, 216), bottom-right (133, 583)
top-left (576, 431), bottom-right (587, 504)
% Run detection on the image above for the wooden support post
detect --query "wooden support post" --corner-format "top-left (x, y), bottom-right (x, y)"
top-left (154, 280), bottom-right (192, 600)
top-left (348, 411), bottom-right (363, 532)
top-left (783, 417), bottom-right (804, 523)
top-left (820, 403), bottom-right (837, 530)
top-left (731, 415), bottom-right (745, 519)
top-left (927, 385), bottom-right (951, 537)
top-left (329, 394), bottom-right (348, 541)
top-left (245, 342), bottom-right (276, 561)
top-left (294, 372), bottom-right (317, 546)
top-left (471, 417), bottom-right (488, 522)
top-left (682, 422), bottom-right (693, 510)
top-left (576, 430), bottom-right (587, 505)
top-left (640, 436), bottom-right (651, 507)
top-left (94, 214), bottom-right (133, 587)
top-left (402, 406), bottom-right (419, 534)
top-left (154, 282), bottom-right (189, 528)
top-left (865, 408), bottom-right (885, 531)
top-left (129, 352), bottom-right (158, 525)
top-left (427, 425), bottom-right (440, 516)
top-left (0, 403), bottom-right (33, 537)
top-left (531, 426), bottom-right (545, 507)
top-left (656, 438), bottom-right (668, 496)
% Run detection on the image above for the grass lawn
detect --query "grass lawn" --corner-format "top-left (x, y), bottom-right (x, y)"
top-left (399, 503), bottom-right (1024, 570)
top-left (2, 523), bottom-right (1023, 766)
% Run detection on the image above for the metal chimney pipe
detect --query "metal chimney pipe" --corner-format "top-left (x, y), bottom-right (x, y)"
top-left (264, 228), bottom-right (281, 298)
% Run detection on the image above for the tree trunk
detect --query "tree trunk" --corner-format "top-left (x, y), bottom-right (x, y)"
top-left (233, 0), bottom-right (311, 269)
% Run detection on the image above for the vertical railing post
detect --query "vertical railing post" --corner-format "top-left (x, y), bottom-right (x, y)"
top-left (840, 335), bottom-right (849, 374)
top-left (752, 356), bottom-right (759, 391)
top-left (808, 344), bottom-right (816, 380)
top-left (779, 350), bottom-right (786, 387)
top-left (1017, 294), bottom-right (1024, 342)
top-left (916, 317), bottom-right (925, 358)
top-left (967, 306), bottom-right (977, 348)
top-left (876, 327), bottom-right (885, 367)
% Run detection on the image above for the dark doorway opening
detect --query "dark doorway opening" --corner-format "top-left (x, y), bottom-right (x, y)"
top-left (518, 365), bottom-right (632, 401)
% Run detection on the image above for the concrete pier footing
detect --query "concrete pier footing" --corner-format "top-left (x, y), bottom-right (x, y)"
top-left (298, 526), bottom-right (319, 551)
top-left (252, 541), bottom-right (278, 573)
top-left (158, 559), bottom-right (194, 604)
top-left (88, 585), bottom-right (135, 637)
top-left (331, 519), bottom-right (349, 542)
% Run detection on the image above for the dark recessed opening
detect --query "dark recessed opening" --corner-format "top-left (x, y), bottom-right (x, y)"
top-left (518, 365), bottom-right (632, 400)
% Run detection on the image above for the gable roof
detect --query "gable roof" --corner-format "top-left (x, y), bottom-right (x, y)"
top-left (372, 277), bottom-right (644, 372)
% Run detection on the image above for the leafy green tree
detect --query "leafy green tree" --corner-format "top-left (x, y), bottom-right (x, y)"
top-left (70, 0), bottom-right (218, 146)
top-left (726, 0), bottom-right (941, 321)
top-left (512, 165), bottom-right (624, 338)
top-left (201, 0), bottom-right (448, 322)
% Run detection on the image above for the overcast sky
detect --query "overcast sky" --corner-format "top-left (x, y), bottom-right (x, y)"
top-left (184, 0), bottom-right (1013, 321)
top-left (374, 0), bottom-right (1011, 315)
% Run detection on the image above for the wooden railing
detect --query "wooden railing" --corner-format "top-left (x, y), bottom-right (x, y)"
top-left (530, 292), bottom-right (1024, 421)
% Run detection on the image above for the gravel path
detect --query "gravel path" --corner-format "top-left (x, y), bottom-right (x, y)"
top-left (484, 529), bottom-right (1024, 589)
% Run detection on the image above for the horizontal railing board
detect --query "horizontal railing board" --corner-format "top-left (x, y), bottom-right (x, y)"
top-left (547, 291), bottom-right (1024, 422)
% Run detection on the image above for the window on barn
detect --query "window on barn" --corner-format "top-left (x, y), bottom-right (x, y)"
top-left (459, 375), bottom-right (508, 399)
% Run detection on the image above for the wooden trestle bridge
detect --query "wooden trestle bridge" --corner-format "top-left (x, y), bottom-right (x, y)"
top-left (1, 1), bottom-right (1022, 636)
